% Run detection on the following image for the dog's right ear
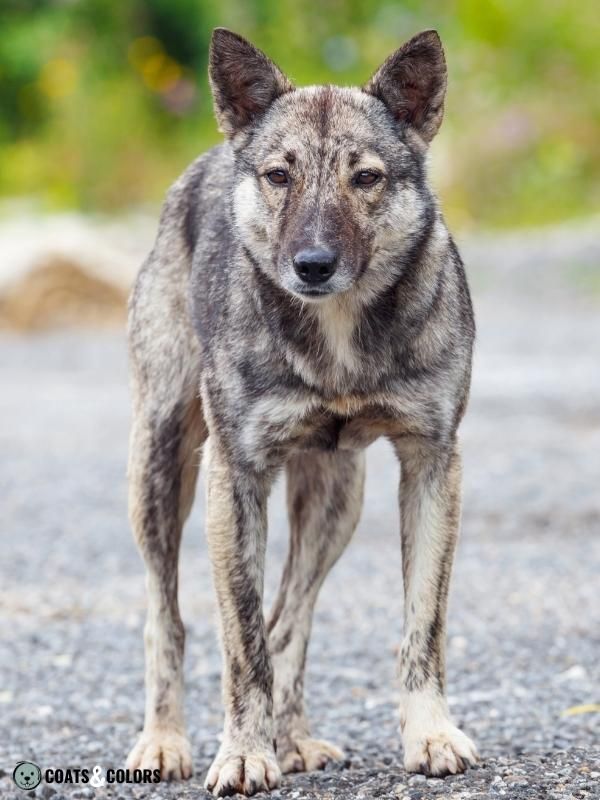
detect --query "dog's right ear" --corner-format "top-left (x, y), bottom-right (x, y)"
top-left (363, 30), bottom-right (447, 144)
top-left (209, 28), bottom-right (293, 137)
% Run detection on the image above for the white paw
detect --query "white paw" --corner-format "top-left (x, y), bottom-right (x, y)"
top-left (204, 746), bottom-right (281, 797)
top-left (126, 728), bottom-right (193, 780)
top-left (403, 721), bottom-right (478, 776)
top-left (278, 736), bottom-right (344, 773)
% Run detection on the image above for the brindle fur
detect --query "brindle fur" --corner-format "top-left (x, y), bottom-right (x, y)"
top-left (126, 27), bottom-right (478, 797)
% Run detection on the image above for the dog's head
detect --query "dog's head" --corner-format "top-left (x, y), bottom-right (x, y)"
top-left (209, 28), bottom-right (446, 302)
top-left (13, 761), bottom-right (42, 790)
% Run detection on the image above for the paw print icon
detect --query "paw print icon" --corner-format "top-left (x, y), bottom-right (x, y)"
top-left (13, 762), bottom-right (42, 791)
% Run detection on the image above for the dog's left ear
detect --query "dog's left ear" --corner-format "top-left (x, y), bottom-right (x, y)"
top-left (209, 28), bottom-right (293, 137)
top-left (363, 30), bottom-right (447, 144)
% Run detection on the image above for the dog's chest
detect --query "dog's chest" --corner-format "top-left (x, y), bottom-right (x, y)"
top-left (297, 412), bottom-right (387, 452)
top-left (238, 388), bottom-right (431, 466)
top-left (284, 392), bottom-right (412, 453)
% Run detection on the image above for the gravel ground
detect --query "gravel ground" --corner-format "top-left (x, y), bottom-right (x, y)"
top-left (1, 240), bottom-right (599, 799)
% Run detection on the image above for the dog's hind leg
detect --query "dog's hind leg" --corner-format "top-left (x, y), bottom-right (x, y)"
top-left (267, 449), bottom-right (365, 773)
top-left (126, 393), bottom-right (205, 779)
top-left (125, 217), bottom-right (207, 780)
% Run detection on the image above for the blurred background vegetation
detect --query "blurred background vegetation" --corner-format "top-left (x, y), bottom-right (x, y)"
top-left (1, 0), bottom-right (598, 229)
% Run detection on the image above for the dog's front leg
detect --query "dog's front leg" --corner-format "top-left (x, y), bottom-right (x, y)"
top-left (204, 437), bottom-right (280, 797)
top-left (395, 439), bottom-right (478, 776)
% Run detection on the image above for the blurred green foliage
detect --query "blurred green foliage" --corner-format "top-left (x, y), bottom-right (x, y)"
top-left (1, 0), bottom-right (598, 228)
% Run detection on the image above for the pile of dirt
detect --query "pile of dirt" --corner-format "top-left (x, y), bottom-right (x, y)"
top-left (0, 257), bottom-right (128, 331)
top-left (0, 209), bottom-right (153, 331)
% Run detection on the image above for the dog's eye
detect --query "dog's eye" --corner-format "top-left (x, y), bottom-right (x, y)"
top-left (354, 170), bottom-right (381, 187)
top-left (266, 169), bottom-right (289, 186)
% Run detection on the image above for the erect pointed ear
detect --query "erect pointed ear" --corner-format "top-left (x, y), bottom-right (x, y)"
top-left (209, 28), bottom-right (293, 137)
top-left (363, 30), bottom-right (447, 144)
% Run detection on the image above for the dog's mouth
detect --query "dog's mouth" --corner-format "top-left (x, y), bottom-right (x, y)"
top-left (284, 276), bottom-right (355, 301)
top-left (295, 287), bottom-right (333, 298)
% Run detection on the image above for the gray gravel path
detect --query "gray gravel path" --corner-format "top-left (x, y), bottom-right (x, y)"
top-left (1, 237), bottom-right (599, 799)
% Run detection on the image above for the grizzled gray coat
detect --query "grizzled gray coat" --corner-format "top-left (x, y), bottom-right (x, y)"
top-left (126, 27), bottom-right (477, 798)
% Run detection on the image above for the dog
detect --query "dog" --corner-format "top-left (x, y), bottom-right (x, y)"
top-left (125, 27), bottom-right (478, 797)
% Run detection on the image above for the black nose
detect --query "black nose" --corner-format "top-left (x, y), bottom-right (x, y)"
top-left (293, 247), bottom-right (337, 284)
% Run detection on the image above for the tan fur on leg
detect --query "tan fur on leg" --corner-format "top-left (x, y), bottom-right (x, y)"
top-left (203, 435), bottom-right (282, 797)
top-left (126, 394), bottom-right (206, 780)
top-left (395, 438), bottom-right (478, 776)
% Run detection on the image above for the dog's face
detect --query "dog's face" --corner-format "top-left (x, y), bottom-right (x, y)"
top-left (209, 29), bottom-right (446, 302)
top-left (13, 762), bottom-right (42, 790)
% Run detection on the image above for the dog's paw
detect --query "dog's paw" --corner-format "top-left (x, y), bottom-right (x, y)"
top-left (126, 728), bottom-right (192, 780)
top-left (403, 722), bottom-right (478, 777)
top-left (278, 736), bottom-right (344, 773)
top-left (204, 747), bottom-right (281, 797)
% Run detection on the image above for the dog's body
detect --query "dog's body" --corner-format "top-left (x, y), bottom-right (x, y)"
top-left (126, 28), bottom-right (477, 797)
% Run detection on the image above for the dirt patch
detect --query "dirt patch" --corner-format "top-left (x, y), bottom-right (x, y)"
top-left (0, 257), bottom-right (128, 331)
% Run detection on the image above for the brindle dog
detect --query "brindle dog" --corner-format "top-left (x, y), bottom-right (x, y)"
top-left (126, 27), bottom-right (478, 797)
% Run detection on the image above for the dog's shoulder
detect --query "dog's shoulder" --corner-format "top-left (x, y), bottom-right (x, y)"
top-left (156, 143), bottom-right (234, 255)
top-left (129, 145), bottom-right (234, 342)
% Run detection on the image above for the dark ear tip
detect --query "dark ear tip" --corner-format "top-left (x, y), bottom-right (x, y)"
top-left (407, 29), bottom-right (446, 67)
top-left (210, 27), bottom-right (248, 49)
top-left (211, 27), bottom-right (235, 39)
top-left (414, 29), bottom-right (442, 45)
top-left (209, 28), bottom-right (253, 71)
top-left (409, 29), bottom-right (444, 58)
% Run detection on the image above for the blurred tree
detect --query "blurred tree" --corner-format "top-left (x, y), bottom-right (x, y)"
top-left (0, 0), bottom-right (598, 227)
